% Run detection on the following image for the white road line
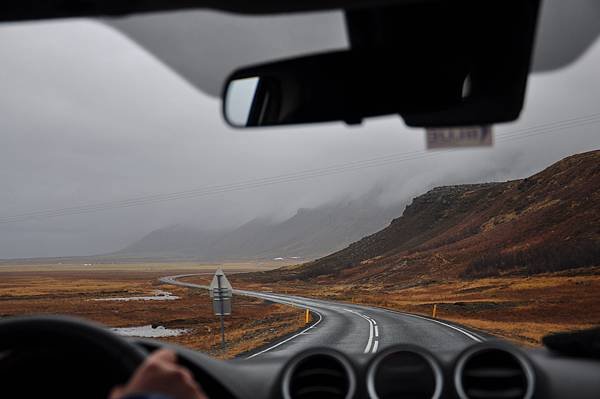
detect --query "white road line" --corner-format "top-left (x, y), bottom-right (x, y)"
top-left (251, 298), bottom-right (385, 356)
top-left (344, 309), bottom-right (377, 353)
top-left (364, 317), bottom-right (374, 353)
top-left (246, 310), bottom-right (324, 359)
top-left (405, 313), bottom-right (483, 342)
top-left (344, 302), bottom-right (484, 343)
top-left (251, 291), bottom-right (482, 343)
top-left (371, 340), bottom-right (379, 353)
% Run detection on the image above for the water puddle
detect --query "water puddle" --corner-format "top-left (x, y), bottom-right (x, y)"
top-left (111, 325), bottom-right (189, 338)
top-left (92, 290), bottom-right (179, 301)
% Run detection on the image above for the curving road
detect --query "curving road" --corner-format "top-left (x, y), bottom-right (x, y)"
top-left (160, 274), bottom-right (486, 359)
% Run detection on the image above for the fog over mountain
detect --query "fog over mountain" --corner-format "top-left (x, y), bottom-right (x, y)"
top-left (115, 188), bottom-right (406, 260)
top-left (0, 16), bottom-right (599, 259)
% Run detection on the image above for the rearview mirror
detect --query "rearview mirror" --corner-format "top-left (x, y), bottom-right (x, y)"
top-left (224, 77), bottom-right (262, 127)
top-left (223, 0), bottom-right (540, 129)
top-left (224, 49), bottom-right (473, 128)
top-left (223, 50), bottom-right (465, 128)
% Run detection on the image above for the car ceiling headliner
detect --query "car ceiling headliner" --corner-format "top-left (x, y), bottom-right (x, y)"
top-left (107, 11), bottom-right (349, 98)
top-left (104, 0), bottom-right (600, 98)
top-left (5, 0), bottom-right (599, 98)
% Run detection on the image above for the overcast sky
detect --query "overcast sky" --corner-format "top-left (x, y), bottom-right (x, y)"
top-left (0, 13), bottom-right (599, 259)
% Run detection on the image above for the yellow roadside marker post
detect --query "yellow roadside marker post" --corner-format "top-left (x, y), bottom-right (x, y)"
top-left (432, 304), bottom-right (438, 318)
top-left (305, 308), bottom-right (310, 324)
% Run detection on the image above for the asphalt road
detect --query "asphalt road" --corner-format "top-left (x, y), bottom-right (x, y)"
top-left (160, 274), bottom-right (485, 359)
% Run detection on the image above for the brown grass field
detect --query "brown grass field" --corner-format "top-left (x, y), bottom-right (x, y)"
top-left (191, 267), bottom-right (600, 347)
top-left (0, 262), bottom-right (305, 359)
top-left (2, 261), bottom-right (599, 354)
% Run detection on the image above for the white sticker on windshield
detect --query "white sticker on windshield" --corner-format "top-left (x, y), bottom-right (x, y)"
top-left (425, 126), bottom-right (493, 149)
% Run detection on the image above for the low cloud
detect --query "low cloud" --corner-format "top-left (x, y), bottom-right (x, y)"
top-left (0, 18), bottom-right (598, 258)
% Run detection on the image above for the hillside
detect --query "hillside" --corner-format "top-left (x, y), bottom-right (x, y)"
top-left (259, 150), bottom-right (600, 285)
top-left (114, 190), bottom-right (406, 261)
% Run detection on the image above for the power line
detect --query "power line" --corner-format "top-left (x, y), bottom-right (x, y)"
top-left (2, 113), bottom-right (599, 223)
top-left (1, 112), bottom-right (599, 224)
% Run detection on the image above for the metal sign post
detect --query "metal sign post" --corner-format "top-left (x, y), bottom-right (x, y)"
top-left (217, 274), bottom-right (225, 350)
top-left (209, 269), bottom-right (232, 351)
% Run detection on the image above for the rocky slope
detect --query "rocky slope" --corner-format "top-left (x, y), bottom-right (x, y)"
top-left (259, 150), bottom-right (600, 285)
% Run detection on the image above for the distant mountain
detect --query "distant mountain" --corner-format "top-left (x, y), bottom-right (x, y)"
top-left (258, 150), bottom-right (600, 284)
top-left (113, 225), bottom-right (224, 259)
top-left (113, 190), bottom-right (406, 261)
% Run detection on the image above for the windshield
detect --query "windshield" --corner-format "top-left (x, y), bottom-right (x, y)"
top-left (0, 11), bottom-right (599, 359)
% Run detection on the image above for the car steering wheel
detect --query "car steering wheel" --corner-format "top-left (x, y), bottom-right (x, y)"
top-left (0, 315), bottom-right (147, 398)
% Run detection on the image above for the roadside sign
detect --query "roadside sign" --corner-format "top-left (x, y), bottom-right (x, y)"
top-left (425, 126), bottom-right (493, 149)
top-left (210, 268), bottom-right (233, 350)
top-left (213, 298), bottom-right (232, 316)
top-left (209, 269), bottom-right (233, 300)
top-left (210, 269), bottom-right (232, 317)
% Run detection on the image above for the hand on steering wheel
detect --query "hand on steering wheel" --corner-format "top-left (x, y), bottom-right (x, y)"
top-left (109, 349), bottom-right (208, 399)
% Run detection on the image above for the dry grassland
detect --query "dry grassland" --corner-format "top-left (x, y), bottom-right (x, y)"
top-left (0, 263), bottom-right (305, 359)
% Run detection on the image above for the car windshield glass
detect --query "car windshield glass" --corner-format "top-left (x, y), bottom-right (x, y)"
top-left (0, 11), bottom-right (599, 359)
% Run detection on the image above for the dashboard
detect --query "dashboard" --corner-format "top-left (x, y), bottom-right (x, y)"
top-left (133, 339), bottom-right (600, 399)
top-left (2, 315), bottom-right (598, 399)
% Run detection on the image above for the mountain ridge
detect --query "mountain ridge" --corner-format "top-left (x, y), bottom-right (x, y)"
top-left (113, 190), bottom-right (406, 261)
top-left (255, 150), bottom-right (600, 285)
